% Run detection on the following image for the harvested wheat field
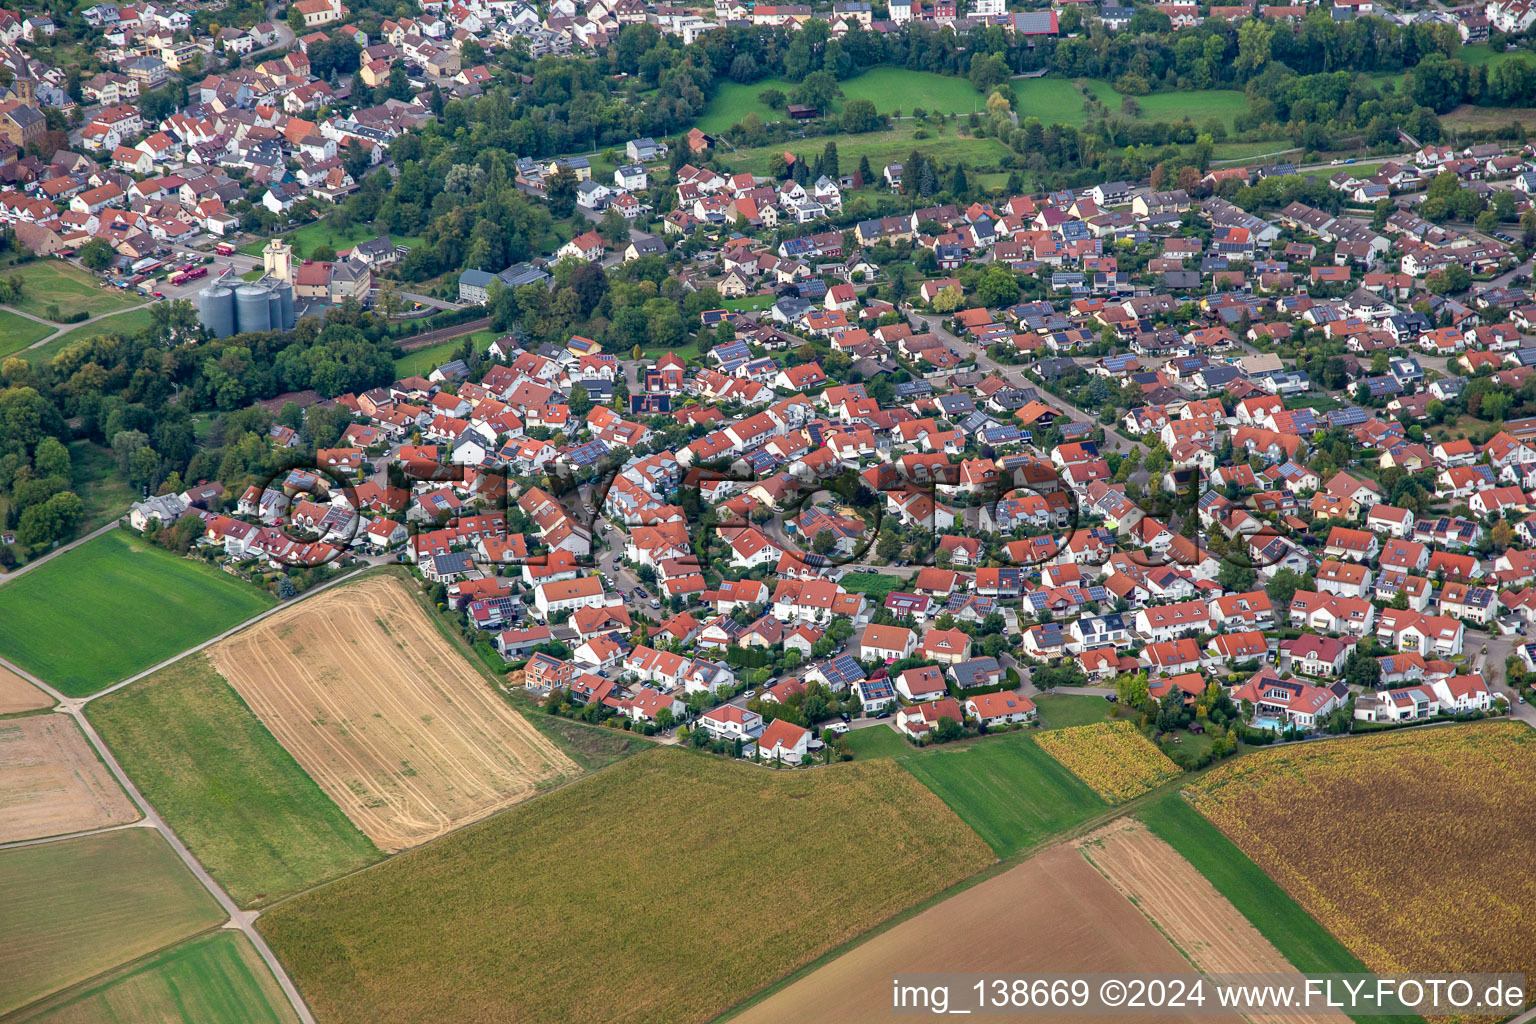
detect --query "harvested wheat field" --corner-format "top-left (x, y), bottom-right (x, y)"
top-left (208, 575), bottom-right (575, 851)
top-left (732, 844), bottom-right (1237, 1024)
top-left (0, 714), bottom-right (138, 842)
top-left (0, 664), bottom-right (50, 714)
top-left (1079, 821), bottom-right (1348, 1024)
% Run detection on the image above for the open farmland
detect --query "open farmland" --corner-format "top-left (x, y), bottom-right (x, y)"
top-left (730, 844), bottom-right (1229, 1024)
top-left (1188, 723), bottom-right (1536, 986)
top-left (10, 931), bottom-right (299, 1024)
top-left (1079, 821), bottom-right (1348, 1024)
top-left (0, 663), bottom-right (50, 713)
top-left (0, 530), bottom-right (273, 696)
top-left (258, 748), bottom-right (993, 1024)
top-left (207, 574), bottom-right (575, 851)
top-left (89, 655), bottom-right (381, 907)
top-left (0, 828), bottom-right (225, 1015)
top-left (1034, 721), bottom-right (1182, 802)
top-left (900, 731), bottom-right (1109, 856)
top-left (0, 713), bottom-right (138, 842)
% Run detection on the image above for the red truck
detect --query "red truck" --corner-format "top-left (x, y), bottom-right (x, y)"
top-left (169, 266), bottom-right (207, 285)
top-left (214, 243), bottom-right (236, 256)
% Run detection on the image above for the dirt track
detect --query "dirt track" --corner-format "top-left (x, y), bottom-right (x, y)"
top-left (733, 844), bottom-right (1238, 1024)
top-left (0, 665), bottom-right (50, 714)
top-left (1079, 822), bottom-right (1349, 1024)
top-left (0, 714), bottom-right (139, 842)
top-left (208, 576), bottom-right (575, 851)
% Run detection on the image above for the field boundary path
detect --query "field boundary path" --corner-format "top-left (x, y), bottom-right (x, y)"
top-left (4, 299), bottom-right (157, 351)
top-left (0, 652), bottom-right (317, 1024)
top-left (0, 567), bottom-right (381, 1024)
top-left (0, 520), bottom-right (121, 585)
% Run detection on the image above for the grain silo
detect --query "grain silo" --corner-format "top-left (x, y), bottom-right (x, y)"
top-left (275, 280), bottom-right (295, 329)
top-left (197, 283), bottom-right (235, 338)
top-left (234, 283), bottom-right (272, 333)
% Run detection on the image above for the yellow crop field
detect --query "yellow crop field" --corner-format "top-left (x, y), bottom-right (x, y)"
top-left (1188, 723), bottom-right (1536, 989)
top-left (1034, 721), bottom-right (1181, 803)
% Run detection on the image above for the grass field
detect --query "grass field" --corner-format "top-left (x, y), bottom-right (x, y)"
top-left (900, 731), bottom-right (1109, 857)
top-left (842, 722), bottom-right (912, 758)
top-left (1033, 692), bottom-right (1119, 729)
top-left (0, 309), bottom-right (54, 355)
top-left (1442, 103), bottom-right (1536, 132)
top-left (89, 655), bottom-right (381, 908)
top-left (1188, 723), bottom-right (1536, 989)
top-left (719, 121), bottom-right (1011, 178)
top-left (722, 294), bottom-right (776, 312)
top-left (24, 307), bottom-right (157, 365)
top-left (259, 748), bottom-right (994, 1024)
top-left (520, 708), bottom-right (654, 772)
top-left (0, 530), bottom-right (273, 696)
top-left (3, 261), bottom-right (140, 321)
top-left (0, 828), bottom-right (225, 1016)
top-left (68, 441), bottom-right (140, 534)
top-left (839, 571), bottom-right (907, 599)
top-left (9, 931), bottom-right (299, 1024)
top-left (1014, 77), bottom-right (1249, 131)
top-left (697, 69), bottom-right (986, 133)
top-left (1137, 792), bottom-right (1417, 1024)
top-left (393, 328), bottom-right (496, 377)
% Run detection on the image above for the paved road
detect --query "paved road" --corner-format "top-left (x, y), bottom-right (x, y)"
top-left (906, 311), bottom-right (1144, 454)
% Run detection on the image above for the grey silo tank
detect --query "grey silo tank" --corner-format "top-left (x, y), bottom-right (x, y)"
top-left (267, 288), bottom-right (282, 329)
top-left (276, 281), bottom-right (295, 329)
top-left (198, 284), bottom-right (235, 338)
top-left (235, 283), bottom-right (271, 333)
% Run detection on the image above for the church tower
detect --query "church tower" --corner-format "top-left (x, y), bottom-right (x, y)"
top-left (12, 60), bottom-right (35, 108)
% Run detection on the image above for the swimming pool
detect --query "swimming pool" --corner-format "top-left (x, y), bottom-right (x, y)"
top-left (1251, 716), bottom-right (1284, 732)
